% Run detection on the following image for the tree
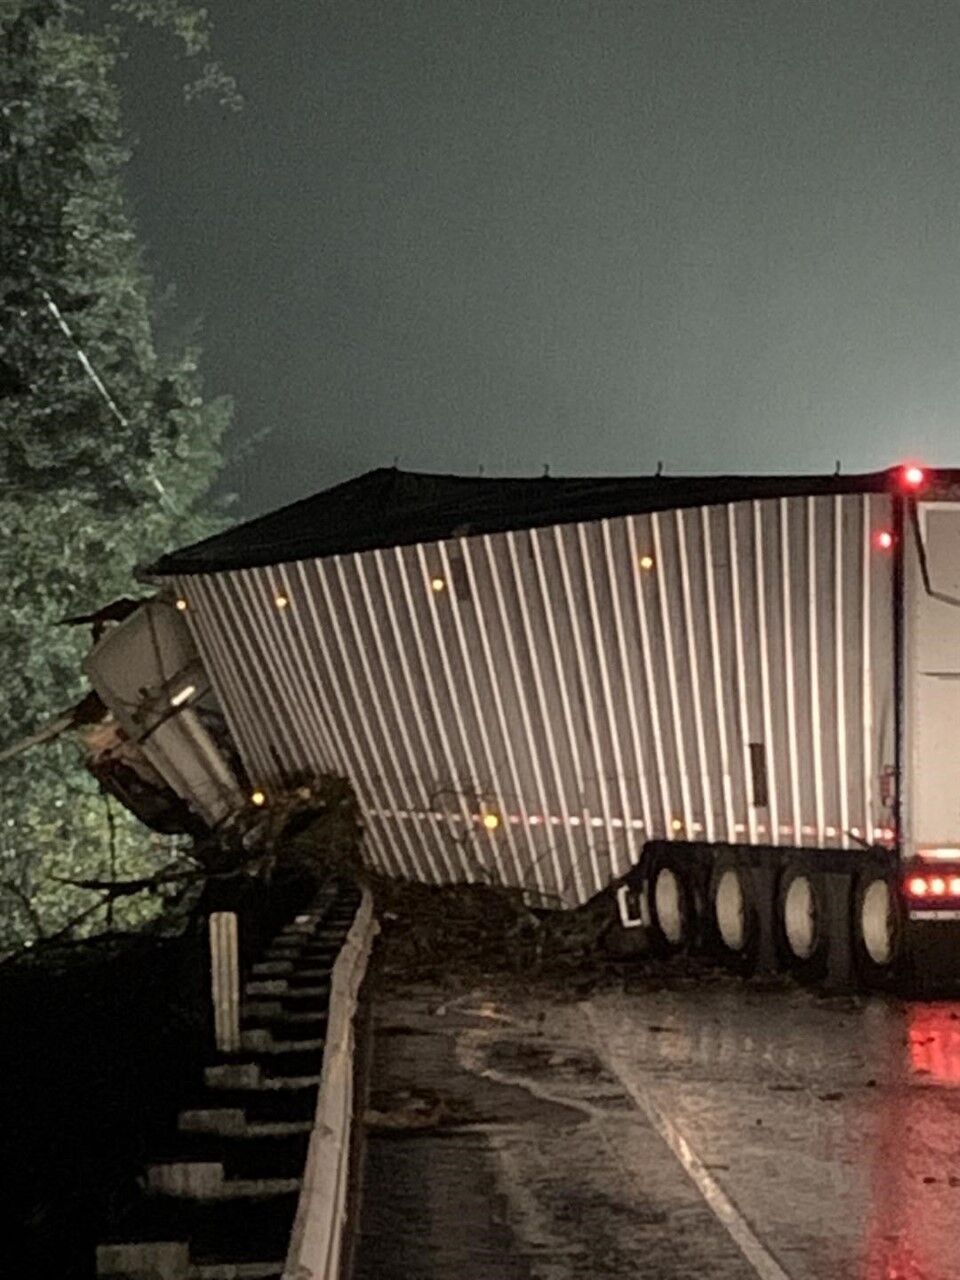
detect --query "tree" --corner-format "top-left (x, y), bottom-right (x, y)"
top-left (0, 0), bottom-right (236, 951)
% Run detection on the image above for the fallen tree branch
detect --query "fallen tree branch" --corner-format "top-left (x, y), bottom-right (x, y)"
top-left (0, 690), bottom-right (106, 766)
top-left (0, 879), bottom-right (46, 940)
top-left (0, 892), bottom-right (113, 968)
top-left (47, 862), bottom-right (200, 898)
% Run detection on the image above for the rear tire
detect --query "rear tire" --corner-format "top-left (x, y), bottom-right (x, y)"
top-left (852, 868), bottom-right (903, 984)
top-left (775, 860), bottom-right (828, 979)
top-left (647, 849), bottom-right (696, 953)
top-left (707, 854), bottom-right (759, 973)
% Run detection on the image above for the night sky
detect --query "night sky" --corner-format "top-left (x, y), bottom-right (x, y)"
top-left (117, 1), bottom-right (960, 517)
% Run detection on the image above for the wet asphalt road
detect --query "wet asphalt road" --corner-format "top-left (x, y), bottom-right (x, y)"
top-left (586, 986), bottom-right (960, 1280)
top-left (355, 980), bottom-right (960, 1279)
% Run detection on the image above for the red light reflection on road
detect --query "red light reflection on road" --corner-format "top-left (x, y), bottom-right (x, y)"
top-left (858, 1007), bottom-right (960, 1280)
top-left (907, 1006), bottom-right (960, 1085)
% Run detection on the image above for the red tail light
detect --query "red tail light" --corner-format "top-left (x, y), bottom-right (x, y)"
top-left (904, 864), bottom-right (960, 905)
top-left (902, 464), bottom-right (926, 489)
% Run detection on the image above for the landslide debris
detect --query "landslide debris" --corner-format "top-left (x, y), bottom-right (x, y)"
top-left (368, 878), bottom-right (642, 993)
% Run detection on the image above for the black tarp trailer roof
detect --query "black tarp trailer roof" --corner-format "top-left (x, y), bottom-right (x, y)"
top-left (144, 466), bottom-right (938, 576)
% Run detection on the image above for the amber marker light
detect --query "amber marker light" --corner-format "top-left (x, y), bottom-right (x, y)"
top-left (639, 554), bottom-right (655, 571)
top-left (169, 684), bottom-right (196, 708)
top-left (250, 789), bottom-right (266, 807)
top-left (274, 592), bottom-right (289, 609)
top-left (175, 597), bottom-right (188, 611)
top-left (482, 812), bottom-right (500, 831)
top-left (430, 576), bottom-right (446, 593)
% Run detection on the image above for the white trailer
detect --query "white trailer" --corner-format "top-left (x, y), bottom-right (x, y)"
top-left (139, 463), bottom-right (960, 985)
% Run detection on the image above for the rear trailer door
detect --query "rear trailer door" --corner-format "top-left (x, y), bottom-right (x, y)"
top-left (905, 501), bottom-right (960, 862)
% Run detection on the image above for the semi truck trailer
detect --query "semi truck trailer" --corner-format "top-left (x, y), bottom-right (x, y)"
top-left (81, 462), bottom-right (960, 987)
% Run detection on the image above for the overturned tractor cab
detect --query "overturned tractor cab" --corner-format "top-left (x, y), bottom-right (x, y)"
top-left (81, 597), bottom-right (247, 834)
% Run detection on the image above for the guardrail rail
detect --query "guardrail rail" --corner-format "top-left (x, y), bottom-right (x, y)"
top-left (283, 886), bottom-right (379, 1280)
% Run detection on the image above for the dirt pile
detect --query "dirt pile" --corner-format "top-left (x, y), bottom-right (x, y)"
top-left (368, 878), bottom-right (645, 992)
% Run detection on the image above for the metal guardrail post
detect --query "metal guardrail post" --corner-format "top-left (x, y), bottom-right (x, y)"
top-left (209, 911), bottom-right (240, 1054)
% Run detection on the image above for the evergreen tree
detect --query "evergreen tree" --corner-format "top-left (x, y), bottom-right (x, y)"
top-left (0, 0), bottom-right (236, 950)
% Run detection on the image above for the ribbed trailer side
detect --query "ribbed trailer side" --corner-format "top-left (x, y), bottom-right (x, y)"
top-left (167, 492), bottom-right (895, 906)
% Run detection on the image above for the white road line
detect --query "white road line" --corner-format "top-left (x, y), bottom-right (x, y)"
top-left (583, 1005), bottom-right (793, 1280)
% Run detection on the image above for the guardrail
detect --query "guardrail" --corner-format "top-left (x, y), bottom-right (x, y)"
top-left (283, 885), bottom-right (378, 1280)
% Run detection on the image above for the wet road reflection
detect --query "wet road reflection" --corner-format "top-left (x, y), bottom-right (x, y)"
top-left (860, 1006), bottom-right (960, 1280)
top-left (585, 989), bottom-right (960, 1280)
top-left (907, 1005), bottom-right (960, 1085)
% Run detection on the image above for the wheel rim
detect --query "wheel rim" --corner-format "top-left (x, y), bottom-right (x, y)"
top-left (784, 875), bottom-right (816, 960)
top-left (861, 879), bottom-right (894, 965)
top-left (715, 868), bottom-right (746, 951)
top-left (654, 868), bottom-right (683, 944)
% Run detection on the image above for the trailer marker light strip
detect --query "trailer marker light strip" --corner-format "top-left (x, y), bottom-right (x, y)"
top-left (365, 807), bottom-right (897, 846)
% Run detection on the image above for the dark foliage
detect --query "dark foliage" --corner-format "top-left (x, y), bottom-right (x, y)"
top-left (0, 0), bottom-right (235, 948)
